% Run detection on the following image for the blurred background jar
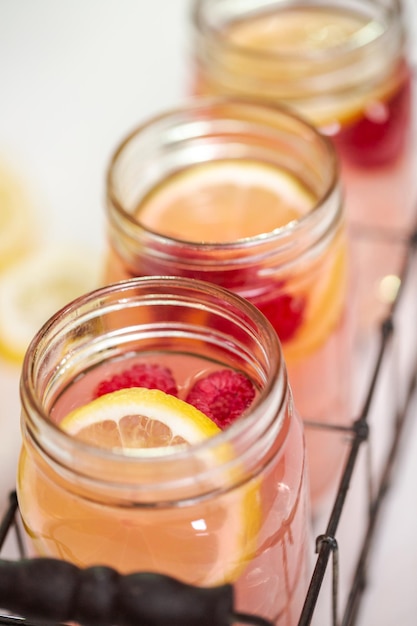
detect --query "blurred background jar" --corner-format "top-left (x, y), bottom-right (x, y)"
top-left (190, 0), bottom-right (416, 329)
top-left (105, 97), bottom-right (353, 509)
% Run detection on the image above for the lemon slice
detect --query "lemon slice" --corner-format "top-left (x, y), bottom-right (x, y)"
top-left (211, 9), bottom-right (399, 127)
top-left (39, 386), bottom-right (261, 585)
top-left (60, 387), bottom-right (221, 450)
top-left (229, 9), bottom-right (369, 54)
top-left (0, 245), bottom-right (101, 364)
top-left (284, 241), bottom-right (348, 362)
top-left (0, 162), bottom-right (37, 272)
top-left (29, 387), bottom-right (262, 586)
top-left (137, 160), bottom-right (313, 243)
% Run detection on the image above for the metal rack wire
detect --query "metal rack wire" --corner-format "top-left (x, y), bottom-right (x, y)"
top-left (0, 223), bottom-right (416, 626)
top-left (299, 223), bottom-right (417, 625)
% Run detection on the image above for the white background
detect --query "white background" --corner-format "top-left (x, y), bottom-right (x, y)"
top-left (0, 2), bottom-right (416, 625)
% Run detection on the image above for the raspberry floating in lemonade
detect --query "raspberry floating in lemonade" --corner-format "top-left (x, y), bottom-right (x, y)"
top-left (91, 361), bottom-right (256, 434)
top-left (332, 74), bottom-right (412, 167)
top-left (256, 291), bottom-right (306, 343)
top-left (186, 369), bottom-right (256, 428)
top-left (94, 363), bottom-right (179, 398)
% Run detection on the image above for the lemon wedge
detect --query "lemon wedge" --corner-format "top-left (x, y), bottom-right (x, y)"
top-left (0, 245), bottom-right (101, 364)
top-left (60, 387), bottom-right (221, 450)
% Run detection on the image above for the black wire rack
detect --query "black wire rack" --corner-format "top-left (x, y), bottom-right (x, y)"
top-left (299, 221), bottom-right (417, 625)
top-left (0, 221), bottom-right (416, 626)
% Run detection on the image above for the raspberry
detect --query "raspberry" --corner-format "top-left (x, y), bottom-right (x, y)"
top-left (94, 363), bottom-right (178, 398)
top-left (185, 369), bottom-right (255, 428)
top-left (256, 292), bottom-right (306, 343)
top-left (333, 75), bottom-right (411, 167)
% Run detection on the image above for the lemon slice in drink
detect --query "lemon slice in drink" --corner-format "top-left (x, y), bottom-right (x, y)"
top-left (60, 387), bottom-right (221, 449)
top-left (0, 245), bottom-right (101, 364)
top-left (55, 387), bottom-right (261, 585)
top-left (138, 160), bottom-right (313, 243)
top-left (284, 242), bottom-right (348, 362)
top-left (220, 9), bottom-right (398, 127)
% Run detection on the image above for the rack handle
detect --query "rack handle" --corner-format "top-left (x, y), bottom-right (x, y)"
top-left (0, 557), bottom-right (237, 626)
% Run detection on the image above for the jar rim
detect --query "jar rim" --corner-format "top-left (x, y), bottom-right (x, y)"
top-left (191, 0), bottom-right (404, 64)
top-left (106, 96), bottom-right (341, 254)
top-left (20, 276), bottom-right (287, 491)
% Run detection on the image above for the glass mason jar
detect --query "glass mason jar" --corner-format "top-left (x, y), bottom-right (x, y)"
top-left (17, 276), bottom-right (312, 624)
top-left (190, 0), bottom-right (416, 327)
top-left (105, 97), bottom-right (352, 508)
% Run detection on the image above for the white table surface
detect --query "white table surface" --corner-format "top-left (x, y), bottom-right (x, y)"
top-left (0, 2), bottom-right (416, 625)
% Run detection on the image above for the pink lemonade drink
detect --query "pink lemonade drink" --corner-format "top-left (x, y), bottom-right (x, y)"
top-left (17, 277), bottom-right (312, 625)
top-left (105, 99), bottom-right (352, 508)
top-left (191, 0), bottom-right (416, 327)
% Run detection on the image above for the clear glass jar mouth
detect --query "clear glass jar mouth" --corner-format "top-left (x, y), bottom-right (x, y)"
top-left (20, 276), bottom-right (287, 491)
top-left (191, 0), bottom-right (403, 65)
top-left (22, 388), bottom-right (286, 465)
top-left (106, 96), bottom-right (341, 253)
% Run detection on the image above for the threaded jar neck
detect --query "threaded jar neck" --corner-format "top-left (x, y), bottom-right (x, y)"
top-left (20, 276), bottom-right (290, 507)
top-left (106, 97), bottom-right (343, 282)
